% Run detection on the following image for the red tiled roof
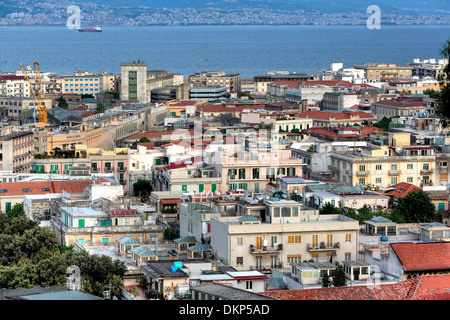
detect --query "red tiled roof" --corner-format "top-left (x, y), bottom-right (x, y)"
top-left (272, 80), bottom-right (374, 89)
top-left (0, 75), bottom-right (25, 81)
top-left (390, 242), bottom-right (450, 272)
top-left (296, 111), bottom-right (375, 120)
top-left (259, 274), bottom-right (450, 300)
top-left (0, 179), bottom-right (109, 197)
top-left (137, 142), bottom-right (155, 149)
top-left (386, 182), bottom-right (422, 199)
top-left (161, 199), bottom-right (182, 205)
top-left (375, 99), bottom-right (427, 107)
top-left (81, 111), bottom-right (95, 118)
top-left (110, 209), bottom-right (139, 217)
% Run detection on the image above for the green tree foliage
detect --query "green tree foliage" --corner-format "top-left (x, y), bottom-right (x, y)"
top-left (332, 262), bottom-right (347, 287)
top-left (133, 179), bottom-right (152, 201)
top-left (373, 116), bottom-right (391, 130)
top-left (56, 96), bottom-right (68, 109)
top-left (64, 249), bottom-right (126, 298)
top-left (395, 190), bottom-right (436, 223)
top-left (163, 228), bottom-right (180, 241)
top-left (0, 215), bottom-right (126, 297)
top-left (321, 272), bottom-right (331, 288)
top-left (319, 202), bottom-right (342, 215)
top-left (433, 40), bottom-right (450, 128)
top-left (6, 202), bottom-right (24, 219)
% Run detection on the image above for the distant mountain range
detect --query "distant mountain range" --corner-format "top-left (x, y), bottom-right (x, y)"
top-left (65, 0), bottom-right (450, 13)
top-left (1, 0), bottom-right (449, 27)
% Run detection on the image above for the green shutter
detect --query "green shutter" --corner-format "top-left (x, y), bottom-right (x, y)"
top-left (78, 219), bottom-right (85, 228)
top-left (199, 184), bottom-right (204, 192)
top-left (5, 202), bottom-right (11, 213)
top-left (211, 184), bottom-right (216, 193)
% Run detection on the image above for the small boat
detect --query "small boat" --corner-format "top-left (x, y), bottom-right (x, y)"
top-left (78, 27), bottom-right (102, 32)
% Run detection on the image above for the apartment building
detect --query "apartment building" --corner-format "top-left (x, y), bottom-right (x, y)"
top-left (408, 58), bottom-right (449, 79)
top-left (213, 146), bottom-right (304, 194)
top-left (0, 131), bottom-right (33, 173)
top-left (210, 198), bottom-right (360, 271)
top-left (353, 63), bottom-right (412, 81)
top-left (0, 96), bottom-right (53, 120)
top-left (152, 156), bottom-right (222, 194)
top-left (32, 145), bottom-right (130, 190)
top-left (329, 143), bottom-right (437, 188)
top-left (62, 72), bottom-right (101, 97)
top-left (253, 72), bottom-right (310, 93)
top-left (120, 61), bottom-right (148, 103)
top-left (371, 98), bottom-right (429, 121)
top-left (188, 71), bottom-right (241, 93)
top-left (0, 75), bottom-right (30, 97)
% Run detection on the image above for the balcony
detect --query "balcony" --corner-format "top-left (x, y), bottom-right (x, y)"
top-left (356, 171), bottom-right (368, 176)
top-left (249, 264), bottom-right (283, 273)
top-left (420, 169), bottom-right (434, 175)
top-left (328, 165), bottom-right (340, 172)
top-left (249, 244), bottom-right (283, 254)
top-left (388, 170), bottom-right (401, 175)
top-left (307, 242), bottom-right (340, 252)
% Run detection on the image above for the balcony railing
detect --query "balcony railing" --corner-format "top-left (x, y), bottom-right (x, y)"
top-left (388, 170), bottom-right (401, 175)
top-left (420, 169), bottom-right (434, 175)
top-left (249, 264), bottom-right (283, 272)
top-left (328, 165), bottom-right (340, 172)
top-left (249, 244), bottom-right (283, 254)
top-left (307, 242), bottom-right (340, 252)
top-left (356, 171), bottom-right (368, 176)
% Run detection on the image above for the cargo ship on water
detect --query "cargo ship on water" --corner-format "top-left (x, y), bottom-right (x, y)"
top-left (78, 27), bottom-right (102, 32)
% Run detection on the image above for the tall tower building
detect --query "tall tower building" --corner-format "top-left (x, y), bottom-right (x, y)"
top-left (120, 61), bottom-right (148, 103)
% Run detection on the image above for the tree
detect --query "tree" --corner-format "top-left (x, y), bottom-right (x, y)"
top-left (332, 262), bottom-right (347, 287)
top-left (433, 40), bottom-right (450, 128)
top-left (57, 96), bottom-right (68, 109)
top-left (7, 202), bottom-right (24, 219)
top-left (319, 202), bottom-right (342, 215)
top-left (164, 228), bottom-right (179, 241)
top-left (395, 190), bottom-right (436, 223)
top-left (133, 179), bottom-right (152, 201)
top-left (373, 116), bottom-right (391, 130)
top-left (321, 272), bottom-right (331, 288)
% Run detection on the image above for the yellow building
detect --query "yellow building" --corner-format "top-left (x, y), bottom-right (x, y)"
top-left (330, 143), bottom-right (436, 188)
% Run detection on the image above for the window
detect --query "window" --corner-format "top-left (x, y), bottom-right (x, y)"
top-left (407, 177), bottom-right (413, 183)
top-left (236, 257), bottom-right (243, 265)
top-left (376, 178), bottom-right (382, 184)
top-left (391, 177), bottom-right (397, 185)
top-left (237, 237), bottom-right (243, 245)
top-left (345, 253), bottom-right (351, 261)
top-left (246, 281), bottom-right (253, 290)
top-left (287, 255), bottom-right (302, 264)
top-left (407, 163), bottom-right (413, 170)
top-left (375, 164), bottom-right (382, 170)
top-left (22, 188), bottom-right (31, 192)
top-left (345, 233), bottom-right (351, 242)
top-left (282, 207), bottom-right (291, 217)
top-left (359, 165), bottom-right (366, 172)
top-left (273, 207), bottom-right (280, 217)
top-left (292, 207), bottom-right (298, 217)
top-left (312, 235), bottom-right (318, 247)
top-left (359, 178), bottom-right (366, 186)
top-left (423, 163), bottom-right (430, 170)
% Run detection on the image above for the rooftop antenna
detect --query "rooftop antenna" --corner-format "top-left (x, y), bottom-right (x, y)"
top-left (205, 59), bottom-right (208, 73)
